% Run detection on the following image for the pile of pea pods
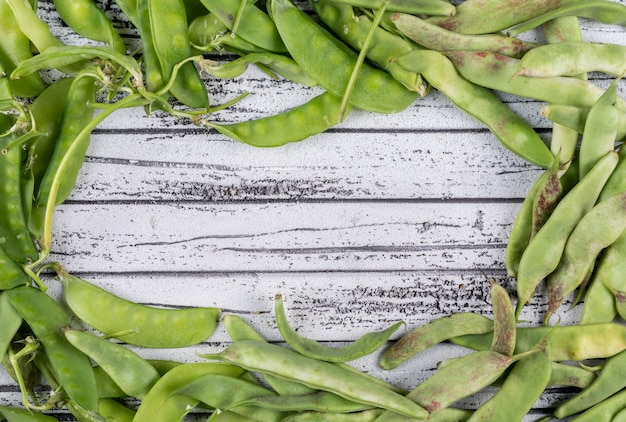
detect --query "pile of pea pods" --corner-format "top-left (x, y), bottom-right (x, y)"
top-left (1, 0), bottom-right (626, 420)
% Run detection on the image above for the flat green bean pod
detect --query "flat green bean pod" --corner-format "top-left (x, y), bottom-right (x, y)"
top-left (312, 0), bottom-right (425, 94)
top-left (56, 266), bottom-right (221, 348)
top-left (282, 409), bottom-right (385, 421)
top-left (555, 349), bottom-right (626, 418)
top-left (276, 294), bottom-right (404, 363)
top-left (517, 42), bottom-right (626, 78)
top-left (380, 312), bottom-right (494, 370)
top-left (332, 0), bottom-right (455, 15)
top-left (594, 233), bottom-right (626, 320)
top-left (0, 405), bottom-right (59, 421)
top-left (98, 398), bottom-right (135, 422)
top-left (507, 0), bottom-right (626, 37)
top-left (549, 362), bottom-right (597, 389)
top-left (396, 50), bottom-right (554, 168)
top-left (270, 0), bottom-right (418, 114)
top-left (514, 151), bottom-right (618, 318)
top-left (489, 282), bottom-right (516, 356)
top-left (579, 273), bottom-right (617, 325)
top-left (392, 13), bottom-right (538, 58)
top-left (426, 0), bottom-right (579, 34)
top-left (451, 323), bottom-right (626, 361)
top-left (445, 51), bottom-right (626, 112)
top-left (0, 292), bottom-right (22, 363)
top-left (207, 91), bottom-right (348, 147)
top-left (541, 104), bottom-right (626, 142)
top-left (569, 388), bottom-right (626, 422)
top-left (201, 340), bottom-right (429, 419)
top-left (233, 391), bottom-right (375, 414)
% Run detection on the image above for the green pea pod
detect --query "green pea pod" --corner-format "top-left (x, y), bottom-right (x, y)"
top-left (207, 91), bottom-right (349, 147)
top-left (312, 0), bottom-right (425, 94)
top-left (392, 13), bottom-right (537, 58)
top-left (545, 191), bottom-right (626, 321)
top-left (198, 0), bottom-right (287, 53)
top-left (97, 399), bottom-right (135, 422)
top-left (175, 373), bottom-right (287, 421)
top-left (591, 233), bottom-right (626, 321)
top-left (0, 405), bottom-right (59, 422)
top-left (570, 388), bottom-right (626, 422)
top-left (93, 365), bottom-right (126, 399)
top-left (11, 45), bottom-right (143, 84)
top-left (396, 50), bottom-right (554, 168)
top-left (425, 0), bottom-right (579, 34)
top-left (135, 0), bottom-right (164, 92)
top-left (468, 347), bottom-right (551, 421)
top-left (6, 286), bottom-right (99, 412)
top-left (275, 294), bottom-right (404, 363)
top-left (234, 391), bottom-right (375, 414)
top-left (64, 329), bottom-right (161, 400)
top-left (555, 349), bottom-right (626, 418)
top-left (332, 0), bottom-right (455, 15)
top-left (515, 151), bottom-right (618, 318)
top-left (4, 0), bottom-right (64, 53)
top-left (0, 292), bottom-right (22, 363)
top-left (113, 0), bottom-right (139, 27)
top-left (51, 0), bottom-right (126, 54)
top-left (0, 0), bottom-right (44, 97)
top-left (133, 362), bottom-right (246, 422)
top-left (35, 70), bottom-right (97, 208)
top-left (56, 266), bottom-right (220, 348)
top-left (139, 0), bottom-right (209, 109)
top-left (599, 145), bottom-right (626, 202)
top-left (507, 0), bottom-right (626, 37)
top-left (270, 0), bottom-right (418, 114)
top-left (379, 312), bottom-right (494, 370)
top-left (188, 13), bottom-right (268, 54)
top-left (222, 314), bottom-right (317, 396)
top-left (451, 323), bottom-right (626, 362)
top-left (282, 409), bottom-right (385, 421)
top-left (0, 246), bottom-right (29, 290)
top-left (542, 104), bottom-right (626, 142)
top-left (489, 282), bottom-right (516, 356)
top-left (579, 274), bottom-right (617, 325)
top-left (201, 340), bottom-right (429, 419)
top-left (530, 148), bottom-right (563, 237)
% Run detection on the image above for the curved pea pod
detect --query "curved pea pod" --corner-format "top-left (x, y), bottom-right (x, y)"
top-left (592, 233), bottom-right (626, 321)
top-left (579, 274), bottom-right (617, 325)
top-left (569, 388), bottom-right (626, 422)
top-left (270, 0), bottom-right (418, 114)
top-left (392, 13), bottom-right (537, 59)
top-left (444, 51), bottom-right (626, 112)
top-left (282, 409), bottom-right (385, 422)
top-left (276, 294), bottom-right (404, 363)
top-left (312, 0), bottom-right (425, 94)
top-left (207, 91), bottom-right (348, 147)
top-left (97, 398), bottom-right (135, 422)
top-left (197, 0), bottom-right (286, 53)
top-left (133, 362), bottom-right (246, 422)
top-left (0, 0), bottom-right (44, 98)
top-left (0, 246), bottom-right (29, 290)
top-left (0, 405), bottom-right (59, 421)
top-left (467, 347), bottom-right (551, 422)
top-left (507, 0), bottom-right (626, 37)
top-left (139, 0), bottom-right (209, 109)
top-left (188, 13), bottom-right (268, 54)
top-left (514, 151), bottom-right (618, 318)
top-left (380, 312), bottom-right (494, 370)
top-left (517, 42), bottom-right (626, 78)
top-left (234, 391), bottom-right (375, 414)
top-left (55, 266), bottom-right (220, 348)
top-left (6, 286), bottom-right (99, 412)
top-left (396, 50), bottom-right (554, 168)
top-left (201, 340), bottom-right (429, 420)
top-left (0, 292), bottom-right (22, 363)
top-left (549, 362), bottom-right (597, 389)
top-left (174, 373), bottom-right (287, 421)
top-left (51, 0), bottom-right (126, 54)
top-left (4, 0), bottom-right (65, 53)
top-left (451, 323), bottom-right (626, 362)
top-left (555, 349), bottom-right (626, 418)
top-left (425, 0), bottom-right (579, 34)
top-left (545, 192), bottom-right (626, 321)
top-left (63, 329), bottom-right (160, 400)
top-left (35, 71), bottom-right (97, 208)
top-left (0, 143), bottom-right (38, 263)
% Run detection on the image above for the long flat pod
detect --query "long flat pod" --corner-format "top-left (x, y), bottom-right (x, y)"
top-left (233, 391), bottom-right (375, 414)
top-left (517, 42), bottom-right (626, 78)
top-left (331, 0), bottom-right (455, 15)
top-left (444, 51), bottom-right (626, 112)
top-left (201, 340), bottom-right (429, 419)
top-left (425, 0), bottom-right (579, 34)
top-left (380, 312), bottom-right (494, 370)
top-left (392, 13), bottom-right (537, 58)
top-left (514, 151), bottom-right (618, 318)
top-left (270, 0), bottom-right (418, 114)
top-left (56, 266), bottom-right (220, 348)
top-left (275, 294), bottom-right (404, 362)
top-left (207, 92), bottom-right (348, 147)
top-left (396, 50), bottom-right (554, 168)
top-left (541, 104), bottom-right (626, 142)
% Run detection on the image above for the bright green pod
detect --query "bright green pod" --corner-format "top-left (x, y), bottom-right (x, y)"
top-left (188, 13), bottom-right (269, 54)
top-left (380, 312), bottom-right (494, 370)
top-left (0, 405), bottom-right (59, 421)
top-left (276, 294), bottom-right (404, 363)
top-left (234, 391), bottom-right (375, 414)
top-left (56, 266), bottom-right (220, 348)
top-left (270, 0), bottom-right (418, 114)
top-left (569, 388), bottom-right (626, 422)
top-left (0, 292), bottom-right (22, 363)
top-left (542, 104), bottom-right (626, 142)
top-left (98, 399), bottom-right (136, 422)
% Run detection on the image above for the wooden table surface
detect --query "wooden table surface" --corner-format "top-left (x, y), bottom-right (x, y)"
top-left (1, 1), bottom-right (625, 420)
